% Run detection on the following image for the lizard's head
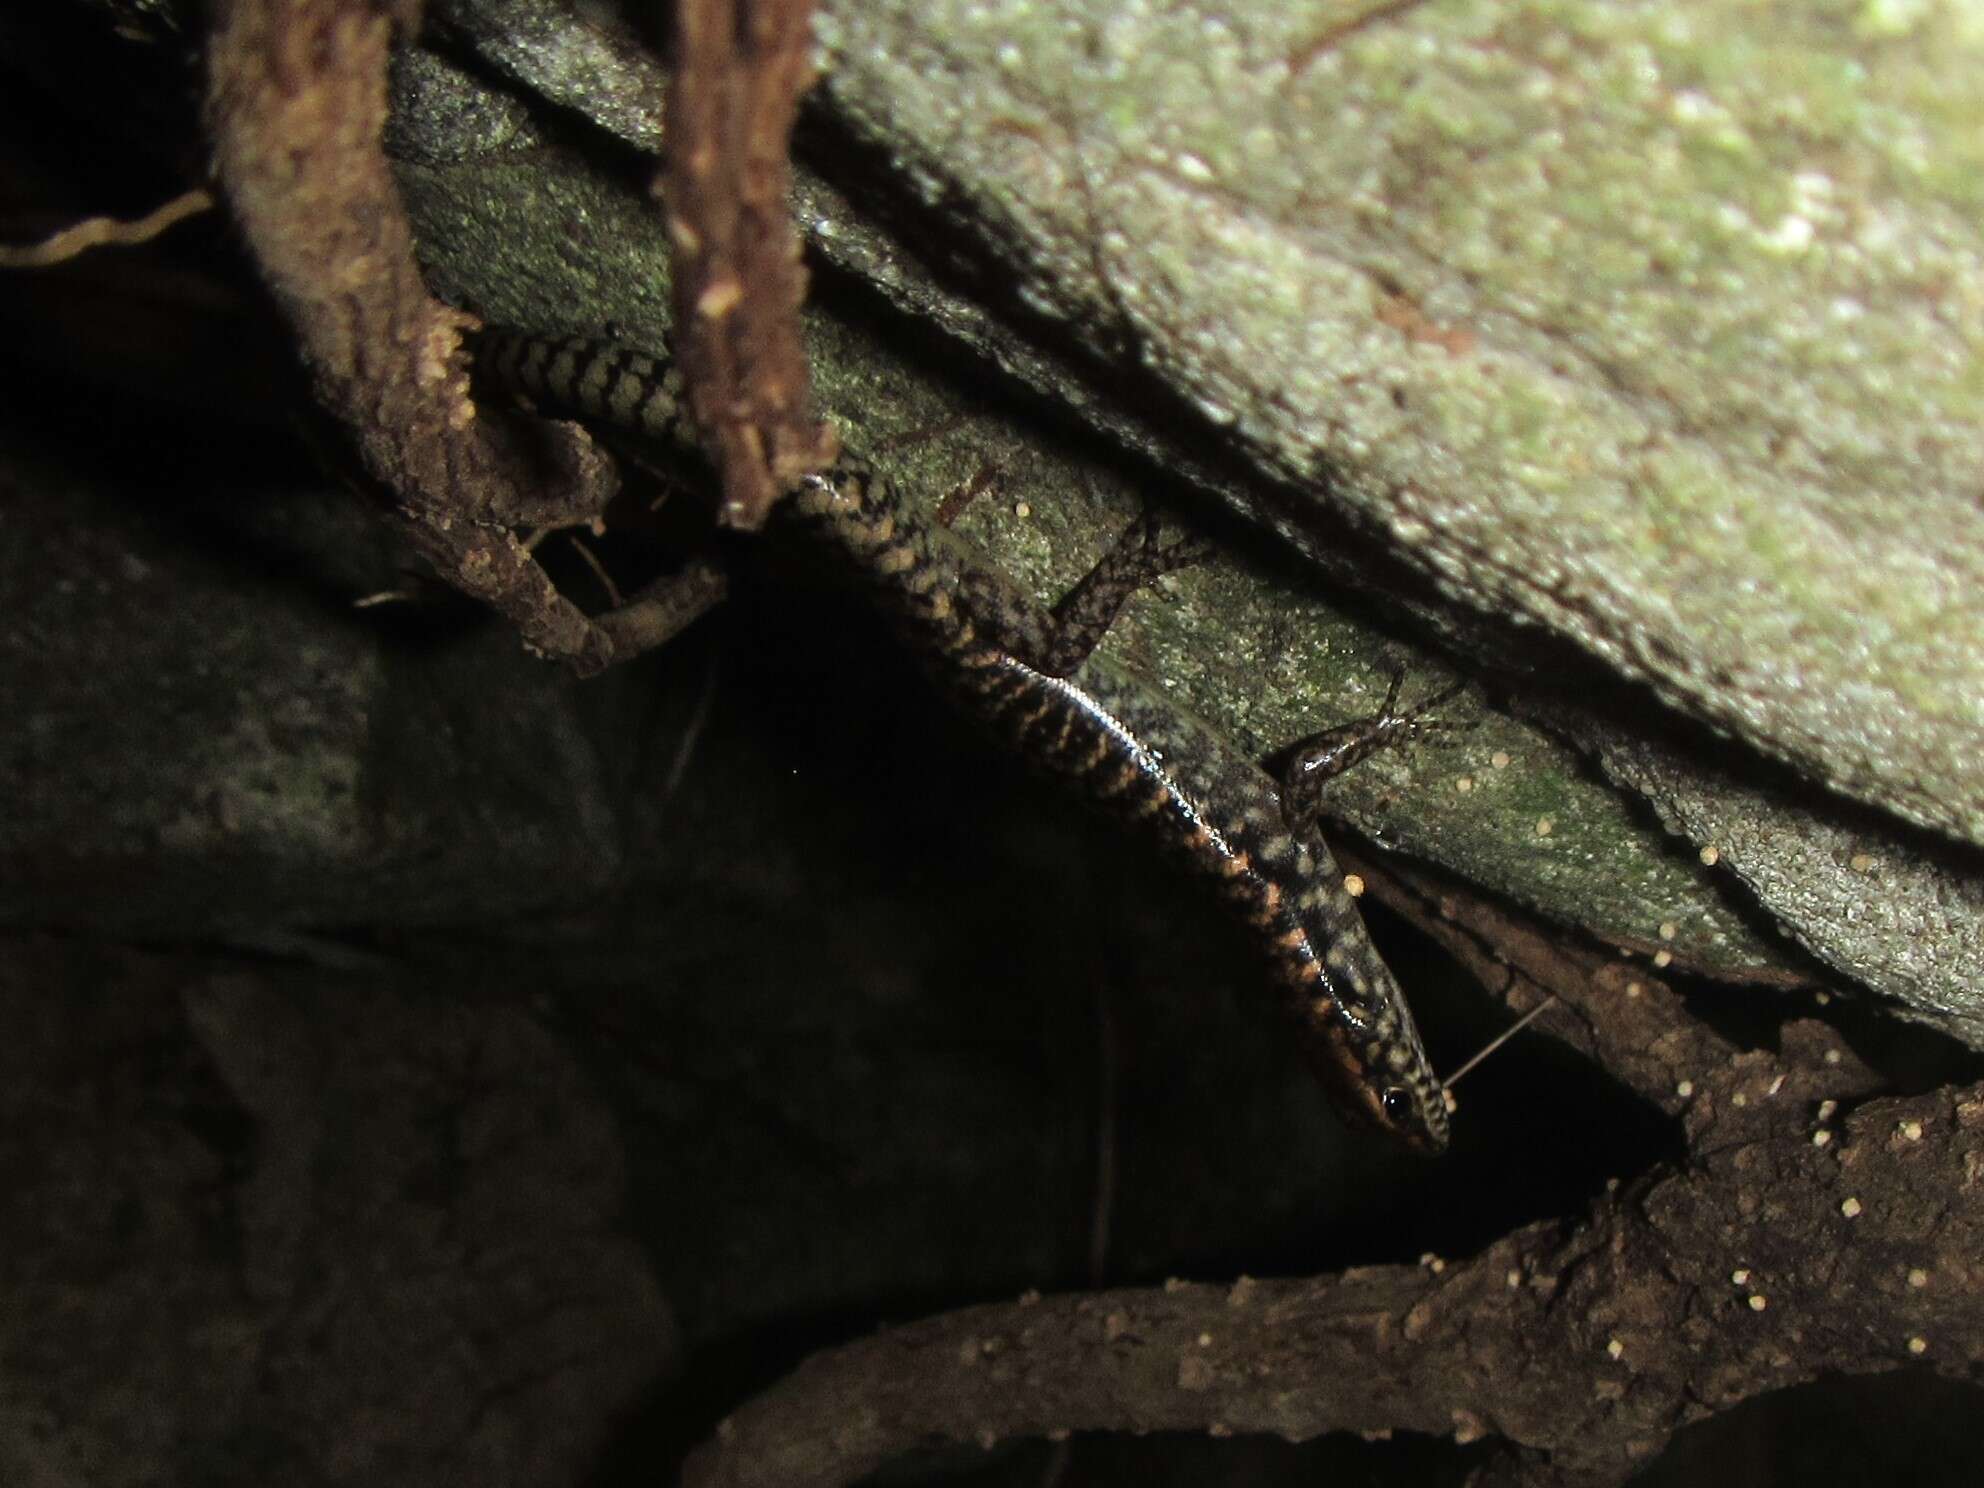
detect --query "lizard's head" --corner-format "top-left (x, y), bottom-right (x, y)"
top-left (1308, 971), bottom-right (1451, 1153)
top-left (1358, 1059), bottom-right (1451, 1154)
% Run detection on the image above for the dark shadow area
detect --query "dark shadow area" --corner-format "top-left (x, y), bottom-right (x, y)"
top-left (851, 1426), bottom-right (1496, 1488)
top-left (567, 559), bottom-right (1681, 1486)
top-left (1636, 1370), bottom-right (1984, 1488)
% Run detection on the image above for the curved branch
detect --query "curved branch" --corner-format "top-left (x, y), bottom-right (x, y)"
top-left (204, 0), bottom-right (621, 670)
top-left (681, 871), bottom-right (1979, 1487)
top-left (685, 1068), bottom-right (1981, 1486)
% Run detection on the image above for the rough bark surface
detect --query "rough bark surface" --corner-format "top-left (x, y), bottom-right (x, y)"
top-left (205, 0), bottom-right (729, 673)
top-left (664, 0), bottom-right (832, 529)
top-left (810, 0), bottom-right (1984, 851)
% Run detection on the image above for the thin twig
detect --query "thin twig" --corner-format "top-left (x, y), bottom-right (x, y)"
top-left (0, 187), bottom-right (215, 269)
top-left (1443, 993), bottom-right (1558, 1089)
top-left (565, 531), bottom-right (625, 609)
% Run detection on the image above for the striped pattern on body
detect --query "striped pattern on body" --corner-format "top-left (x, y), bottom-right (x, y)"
top-left (471, 325), bottom-right (1449, 1150)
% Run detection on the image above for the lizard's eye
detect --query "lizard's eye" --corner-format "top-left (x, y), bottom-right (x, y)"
top-left (1380, 1087), bottom-right (1413, 1125)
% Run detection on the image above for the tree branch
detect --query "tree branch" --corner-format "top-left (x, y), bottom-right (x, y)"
top-left (681, 869), bottom-right (1978, 1488)
top-left (204, 0), bottom-right (723, 674)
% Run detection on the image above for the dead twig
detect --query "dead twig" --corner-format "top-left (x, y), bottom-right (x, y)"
top-left (663, 0), bottom-right (835, 530)
top-left (0, 188), bottom-right (215, 269)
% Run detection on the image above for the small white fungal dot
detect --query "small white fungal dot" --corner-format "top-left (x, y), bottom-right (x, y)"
top-left (1813, 1129), bottom-right (1833, 1147)
top-left (1907, 1336), bottom-right (1928, 1355)
top-left (1817, 1100), bottom-right (1839, 1121)
top-left (1676, 1080), bottom-right (1695, 1098)
top-left (1344, 874), bottom-right (1366, 897)
top-left (1815, 991), bottom-right (1832, 1006)
top-left (1849, 853), bottom-right (1875, 873)
top-left (1506, 1269), bottom-right (1524, 1288)
top-left (1699, 845), bottom-right (1720, 866)
top-left (1625, 980), bottom-right (1643, 998)
top-left (1841, 1197), bottom-right (1863, 1218)
top-left (1535, 817), bottom-right (1554, 836)
top-left (1607, 1338), bottom-right (1625, 1359)
top-left (1908, 1269), bottom-right (1929, 1288)
top-left (1013, 501), bottom-right (1032, 519)
top-left (1198, 1332), bottom-right (1213, 1347)
top-left (696, 276), bottom-right (744, 319)
top-left (1824, 1049), bottom-right (1842, 1065)
top-left (1491, 751), bottom-right (1511, 769)
top-left (1732, 1092), bottom-right (1749, 1107)
top-left (1748, 1294), bottom-right (1768, 1312)
top-left (1456, 775), bottom-right (1474, 793)
top-left (1653, 949), bottom-right (1674, 968)
top-left (1658, 921), bottom-right (1678, 941)
top-left (1898, 1120), bottom-right (1923, 1141)
top-left (1731, 1269), bottom-right (1750, 1286)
